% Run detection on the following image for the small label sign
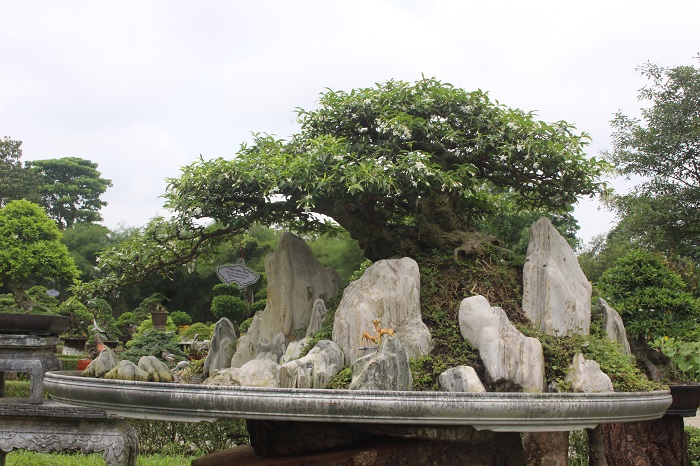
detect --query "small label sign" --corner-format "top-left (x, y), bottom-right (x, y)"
top-left (216, 264), bottom-right (260, 288)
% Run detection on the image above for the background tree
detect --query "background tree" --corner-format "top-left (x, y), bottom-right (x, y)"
top-left (29, 157), bottom-right (112, 228)
top-left (61, 222), bottom-right (111, 280)
top-left (0, 137), bottom-right (39, 206)
top-left (0, 200), bottom-right (79, 310)
top-left (604, 58), bottom-right (700, 259)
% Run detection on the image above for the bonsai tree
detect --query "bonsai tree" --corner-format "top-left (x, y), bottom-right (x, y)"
top-left (0, 200), bottom-right (79, 311)
top-left (80, 78), bottom-right (606, 296)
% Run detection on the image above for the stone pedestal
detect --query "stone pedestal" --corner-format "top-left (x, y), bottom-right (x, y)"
top-left (0, 334), bottom-right (62, 404)
top-left (0, 400), bottom-right (138, 466)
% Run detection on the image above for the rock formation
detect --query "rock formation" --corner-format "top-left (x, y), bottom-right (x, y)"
top-left (279, 340), bottom-right (344, 389)
top-left (138, 355), bottom-right (173, 382)
top-left (104, 360), bottom-right (149, 381)
top-left (202, 317), bottom-right (237, 378)
top-left (522, 217), bottom-right (592, 336)
top-left (82, 347), bottom-right (119, 378)
top-left (565, 353), bottom-right (614, 393)
top-left (596, 298), bottom-right (632, 355)
top-left (232, 232), bottom-right (340, 367)
top-left (459, 295), bottom-right (544, 392)
top-left (333, 257), bottom-right (433, 366)
top-left (438, 366), bottom-right (486, 393)
top-left (349, 336), bottom-right (413, 391)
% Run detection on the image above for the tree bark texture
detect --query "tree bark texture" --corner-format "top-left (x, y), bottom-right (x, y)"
top-left (601, 416), bottom-right (688, 466)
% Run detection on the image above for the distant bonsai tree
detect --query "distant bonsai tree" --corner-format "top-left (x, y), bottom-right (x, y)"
top-left (0, 200), bottom-right (79, 311)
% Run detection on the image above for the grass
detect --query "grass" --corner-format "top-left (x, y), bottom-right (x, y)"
top-left (4, 451), bottom-right (196, 465)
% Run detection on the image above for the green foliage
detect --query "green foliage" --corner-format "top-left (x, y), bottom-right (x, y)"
top-left (169, 310), bottom-right (193, 327)
top-left (28, 157), bottom-right (112, 229)
top-left (324, 367), bottom-right (352, 389)
top-left (5, 451), bottom-right (196, 466)
top-left (120, 329), bottom-right (187, 364)
top-left (115, 311), bottom-right (138, 338)
top-left (131, 316), bottom-right (178, 339)
top-left (130, 418), bottom-right (248, 456)
top-left (180, 321), bottom-right (213, 340)
top-left (238, 317), bottom-right (253, 335)
top-left (521, 324), bottom-right (659, 392)
top-left (58, 299), bottom-right (92, 337)
top-left (60, 222), bottom-right (111, 280)
top-left (210, 295), bottom-right (247, 326)
top-left (597, 249), bottom-right (700, 340)
top-left (3, 380), bottom-right (31, 397)
top-left (605, 58), bottom-right (700, 259)
top-left (0, 137), bottom-right (40, 207)
top-left (567, 430), bottom-right (589, 465)
top-left (212, 283), bottom-right (241, 297)
top-left (306, 231), bottom-right (366, 283)
top-left (687, 426), bottom-right (700, 464)
top-left (164, 77), bottom-right (606, 262)
top-left (0, 200), bottom-right (79, 311)
top-left (132, 293), bottom-right (169, 321)
top-left (651, 337), bottom-right (700, 382)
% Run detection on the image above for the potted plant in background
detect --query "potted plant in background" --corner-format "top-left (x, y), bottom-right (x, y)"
top-left (0, 200), bottom-right (79, 336)
top-left (652, 336), bottom-right (700, 415)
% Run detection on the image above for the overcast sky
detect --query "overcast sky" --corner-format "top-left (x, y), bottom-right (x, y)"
top-left (2, 1), bottom-right (698, 245)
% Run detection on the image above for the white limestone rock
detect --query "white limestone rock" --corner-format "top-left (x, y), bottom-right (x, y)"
top-left (333, 257), bottom-right (433, 366)
top-left (239, 358), bottom-right (280, 387)
top-left (104, 360), bottom-right (149, 382)
top-left (280, 337), bottom-right (313, 364)
top-left (232, 233), bottom-right (340, 367)
top-left (306, 299), bottom-right (328, 337)
top-left (202, 317), bottom-right (237, 378)
top-left (438, 366), bottom-right (486, 393)
top-left (279, 340), bottom-right (344, 389)
top-left (82, 347), bottom-right (119, 378)
top-left (203, 367), bottom-right (241, 386)
top-left (349, 336), bottom-right (413, 391)
top-left (138, 355), bottom-right (173, 382)
top-left (522, 217), bottom-right (592, 336)
top-left (596, 298), bottom-right (632, 355)
top-left (459, 295), bottom-right (544, 392)
top-left (565, 353), bottom-right (614, 393)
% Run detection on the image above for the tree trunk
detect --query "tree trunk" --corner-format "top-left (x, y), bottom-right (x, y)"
top-left (522, 432), bottom-right (568, 466)
top-left (5, 281), bottom-right (34, 312)
top-left (601, 416), bottom-right (688, 466)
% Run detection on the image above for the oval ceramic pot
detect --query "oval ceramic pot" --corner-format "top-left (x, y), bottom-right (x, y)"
top-left (667, 383), bottom-right (700, 416)
top-left (0, 314), bottom-right (70, 336)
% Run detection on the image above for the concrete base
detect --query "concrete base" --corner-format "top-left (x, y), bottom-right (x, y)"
top-left (0, 334), bottom-right (62, 404)
top-left (0, 399), bottom-right (138, 466)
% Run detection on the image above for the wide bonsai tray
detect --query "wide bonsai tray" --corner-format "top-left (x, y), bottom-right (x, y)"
top-left (0, 314), bottom-right (70, 336)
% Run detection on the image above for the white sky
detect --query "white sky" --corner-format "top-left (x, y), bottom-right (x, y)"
top-left (2, 0), bottom-right (698, 245)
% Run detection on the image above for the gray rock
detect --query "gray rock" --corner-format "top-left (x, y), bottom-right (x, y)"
top-left (349, 336), bottom-right (413, 391)
top-left (565, 353), bottom-right (614, 393)
top-left (232, 233), bottom-right (340, 367)
top-left (459, 295), bottom-right (544, 392)
top-left (596, 298), bottom-right (632, 355)
top-left (280, 337), bottom-right (313, 364)
top-left (239, 358), bottom-right (280, 387)
top-left (333, 257), bottom-right (433, 366)
top-left (138, 355), bottom-right (173, 382)
top-left (202, 317), bottom-right (237, 378)
top-left (522, 217), bottom-right (592, 336)
top-left (279, 340), bottom-right (345, 389)
top-left (203, 367), bottom-right (241, 386)
top-left (104, 360), bottom-right (149, 381)
top-left (438, 366), bottom-right (486, 393)
top-left (306, 299), bottom-right (328, 337)
top-left (82, 347), bottom-right (119, 378)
